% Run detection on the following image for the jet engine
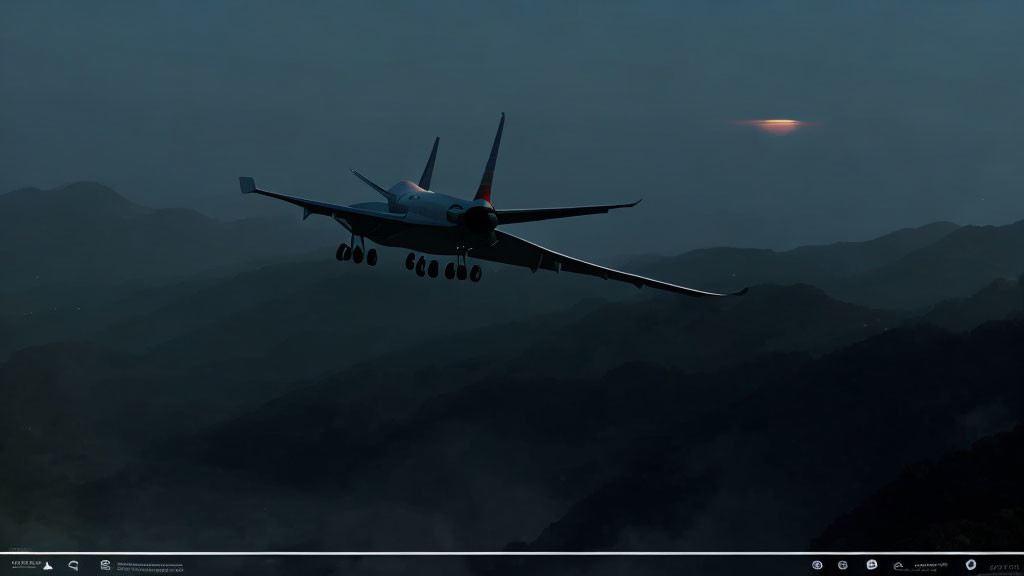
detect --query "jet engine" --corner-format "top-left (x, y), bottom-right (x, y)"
top-left (464, 204), bottom-right (498, 233)
top-left (447, 201), bottom-right (497, 234)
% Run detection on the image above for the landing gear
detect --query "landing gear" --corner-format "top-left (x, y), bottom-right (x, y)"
top-left (338, 236), bottom-right (371, 265)
top-left (454, 251), bottom-right (469, 280)
top-left (335, 243), bottom-right (352, 261)
top-left (404, 251), bottom-right (480, 283)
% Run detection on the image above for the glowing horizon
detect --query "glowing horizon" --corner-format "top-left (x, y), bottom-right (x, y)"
top-left (731, 119), bottom-right (815, 135)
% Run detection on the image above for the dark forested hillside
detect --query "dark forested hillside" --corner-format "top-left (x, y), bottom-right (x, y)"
top-left (813, 423), bottom-right (1024, 551)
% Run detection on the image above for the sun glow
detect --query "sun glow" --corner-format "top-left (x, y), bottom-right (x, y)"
top-left (731, 119), bottom-right (812, 135)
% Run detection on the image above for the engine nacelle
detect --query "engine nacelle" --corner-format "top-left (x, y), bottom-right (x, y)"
top-left (448, 200), bottom-right (497, 234)
top-left (463, 204), bottom-right (498, 233)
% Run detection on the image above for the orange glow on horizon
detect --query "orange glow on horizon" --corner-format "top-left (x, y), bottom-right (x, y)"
top-left (731, 119), bottom-right (814, 135)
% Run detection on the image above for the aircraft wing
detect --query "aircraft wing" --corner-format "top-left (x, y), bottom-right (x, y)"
top-left (471, 230), bottom-right (747, 297)
top-left (495, 200), bottom-right (641, 225)
top-left (239, 177), bottom-right (409, 231)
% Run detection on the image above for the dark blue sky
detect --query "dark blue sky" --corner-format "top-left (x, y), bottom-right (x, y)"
top-left (2, 1), bottom-right (1022, 258)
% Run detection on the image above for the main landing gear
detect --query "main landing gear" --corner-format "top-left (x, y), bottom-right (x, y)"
top-left (337, 241), bottom-right (477, 281)
top-left (336, 236), bottom-right (376, 266)
top-left (407, 252), bottom-right (481, 282)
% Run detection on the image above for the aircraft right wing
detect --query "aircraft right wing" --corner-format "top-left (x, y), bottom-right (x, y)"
top-left (470, 230), bottom-right (747, 297)
top-left (494, 200), bottom-right (641, 225)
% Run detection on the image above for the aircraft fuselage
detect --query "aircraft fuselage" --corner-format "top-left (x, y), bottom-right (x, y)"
top-left (342, 180), bottom-right (497, 256)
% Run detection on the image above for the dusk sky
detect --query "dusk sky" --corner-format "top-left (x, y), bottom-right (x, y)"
top-left (3, 0), bottom-right (1023, 259)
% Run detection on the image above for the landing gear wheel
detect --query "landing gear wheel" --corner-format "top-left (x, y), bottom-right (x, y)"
top-left (444, 262), bottom-right (456, 279)
top-left (336, 243), bottom-right (350, 261)
top-left (405, 252), bottom-right (416, 270)
top-left (415, 256), bottom-right (426, 277)
top-left (352, 245), bottom-right (364, 264)
top-left (469, 265), bottom-right (482, 282)
top-left (457, 264), bottom-right (467, 281)
top-left (428, 260), bottom-right (439, 278)
top-left (366, 248), bottom-right (377, 266)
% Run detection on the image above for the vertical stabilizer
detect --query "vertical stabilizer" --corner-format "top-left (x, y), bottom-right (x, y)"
top-left (419, 137), bottom-right (440, 190)
top-left (474, 113), bottom-right (505, 204)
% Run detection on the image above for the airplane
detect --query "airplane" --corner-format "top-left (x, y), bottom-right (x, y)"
top-left (239, 113), bottom-right (747, 297)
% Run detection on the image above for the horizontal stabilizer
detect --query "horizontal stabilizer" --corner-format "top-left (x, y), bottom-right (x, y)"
top-left (351, 169), bottom-right (401, 212)
top-left (350, 169), bottom-right (392, 198)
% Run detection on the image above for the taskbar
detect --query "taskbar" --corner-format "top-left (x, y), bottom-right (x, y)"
top-left (3, 552), bottom-right (1022, 576)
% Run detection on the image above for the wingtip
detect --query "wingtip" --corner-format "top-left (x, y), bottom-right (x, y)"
top-left (239, 176), bottom-right (256, 194)
top-left (730, 287), bottom-right (750, 297)
top-left (631, 198), bottom-right (643, 207)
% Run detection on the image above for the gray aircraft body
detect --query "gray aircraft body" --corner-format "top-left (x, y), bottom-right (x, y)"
top-left (240, 114), bottom-right (747, 297)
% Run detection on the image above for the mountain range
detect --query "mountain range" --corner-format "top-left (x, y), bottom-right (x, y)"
top-left (1, 182), bottom-right (1022, 565)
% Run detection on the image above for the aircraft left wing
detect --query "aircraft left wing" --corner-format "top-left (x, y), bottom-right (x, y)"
top-left (240, 177), bottom-right (409, 232)
top-left (471, 230), bottom-right (748, 298)
top-left (495, 200), bottom-right (641, 225)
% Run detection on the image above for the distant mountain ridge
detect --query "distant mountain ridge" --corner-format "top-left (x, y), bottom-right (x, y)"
top-left (643, 220), bottom-right (961, 289)
top-left (1, 182), bottom-right (146, 219)
top-left (845, 220), bottom-right (1024, 308)
top-left (643, 219), bottom-right (1024, 309)
top-left (3, 180), bottom-right (1022, 374)
top-left (0, 181), bottom-right (336, 308)
top-left (4, 181), bottom-right (1022, 316)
